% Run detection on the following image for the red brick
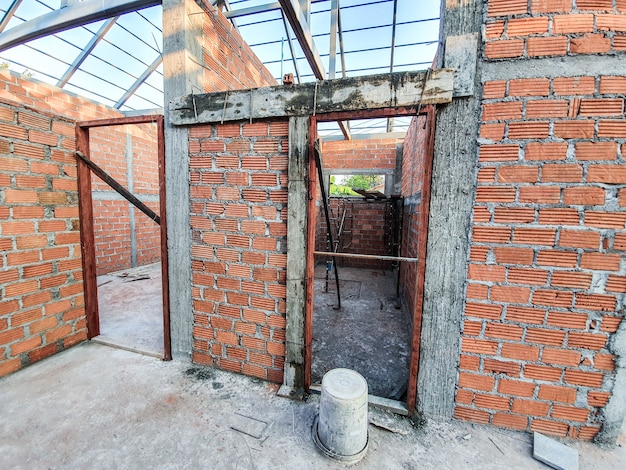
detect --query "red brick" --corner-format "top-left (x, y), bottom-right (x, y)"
top-left (501, 343), bottom-right (540, 361)
top-left (533, 290), bottom-right (573, 308)
top-left (568, 331), bottom-right (608, 350)
top-left (524, 364), bottom-right (562, 382)
top-left (575, 142), bottom-right (617, 161)
top-left (564, 369), bottom-right (603, 387)
top-left (483, 102), bottom-right (523, 121)
top-left (536, 250), bottom-right (578, 268)
top-left (563, 187), bottom-right (605, 206)
top-left (479, 144), bottom-right (519, 162)
top-left (506, 306), bottom-right (546, 324)
top-left (485, 40), bottom-right (524, 59)
top-left (519, 186), bottom-right (560, 203)
top-left (553, 120), bottom-right (595, 139)
top-left (459, 372), bottom-right (495, 392)
top-left (512, 228), bottom-right (556, 246)
top-left (527, 37), bottom-right (568, 56)
top-left (498, 379), bottom-right (536, 397)
top-left (559, 230), bottom-right (599, 250)
top-left (538, 384), bottom-right (576, 404)
top-left (553, 14), bottom-right (594, 34)
top-left (512, 399), bottom-right (550, 417)
top-left (454, 406), bottom-right (490, 424)
top-left (542, 348), bottom-right (581, 367)
top-left (488, 0), bottom-right (528, 16)
top-left (525, 142), bottom-right (567, 161)
top-left (597, 14), bottom-right (626, 31)
top-left (483, 358), bottom-right (521, 376)
top-left (530, 0), bottom-right (572, 13)
top-left (497, 166), bottom-right (538, 183)
top-left (531, 419), bottom-right (569, 437)
top-left (552, 405), bottom-right (589, 423)
top-left (475, 394), bottom-right (510, 411)
top-left (465, 302), bottom-right (503, 320)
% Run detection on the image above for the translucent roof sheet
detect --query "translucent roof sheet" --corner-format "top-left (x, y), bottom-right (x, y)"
top-left (0, 0), bottom-right (440, 134)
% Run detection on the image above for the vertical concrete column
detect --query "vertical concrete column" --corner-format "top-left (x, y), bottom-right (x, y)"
top-left (417, 0), bottom-right (482, 417)
top-left (282, 116), bottom-right (309, 396)
top-left (163, 0), bottom-right (204, 358)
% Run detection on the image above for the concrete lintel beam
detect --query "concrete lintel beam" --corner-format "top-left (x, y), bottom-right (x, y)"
top-left (169, 68), bottom-right (454, 125)
top-left (0, 0), bottom-right (159, 53)
top-left (278, 0), bottom-right (325, 79)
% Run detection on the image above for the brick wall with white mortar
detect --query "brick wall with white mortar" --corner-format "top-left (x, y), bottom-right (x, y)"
top-left (189, 120), bottom-right (289, 382)
top-left (453, 0), bottom-right (626, 440)
top-left (0, 70), bottom-right (127, 378)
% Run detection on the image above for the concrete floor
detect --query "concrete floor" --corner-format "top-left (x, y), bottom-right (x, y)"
top-left (96, 262), bottom-right (164, 358)
top-left (312, 266), bottom-right (410, 399)
top-left (1, 342), bottom-right (625, 469)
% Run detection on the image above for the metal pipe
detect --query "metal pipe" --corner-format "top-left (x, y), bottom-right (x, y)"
top-left (313, 141), bottom-right (341, 309)
top-left (314, 251), bottom-right (418, 263)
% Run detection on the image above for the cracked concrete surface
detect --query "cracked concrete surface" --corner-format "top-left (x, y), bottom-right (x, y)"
top-left (1, 342), bottom-right (625, 469)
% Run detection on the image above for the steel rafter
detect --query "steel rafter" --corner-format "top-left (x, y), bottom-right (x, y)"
top-left (327, 0), bottom-right (350, 139)
top-left (278, 0), bottom-right (324, 79)
top-left (0, 0), bottom-right (159, 53)
top-left (0, 0), bottom-right (23, 34)
top-left (115, 54), bottom-right (162, 109)
top-left (57, 16), bottom-right (119, 88)
top-left (387, 0), bottom-right (398, 133)
top-left (280, 11), bottom-right (301, 84)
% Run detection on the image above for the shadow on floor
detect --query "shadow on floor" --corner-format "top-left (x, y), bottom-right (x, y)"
top-left (312, 265), bottom-right (411, 399)
top-left (95, 262), bottom-right (164, 358)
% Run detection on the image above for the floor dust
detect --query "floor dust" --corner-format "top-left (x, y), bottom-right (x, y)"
top-left (312, 265), bottom-right (411, 399)
top-left (1, 342), bottom-right (624, 469)
top-left (96, 262), bottom-right (164, 357)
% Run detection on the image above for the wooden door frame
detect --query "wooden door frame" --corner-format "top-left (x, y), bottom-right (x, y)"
top-left (75, 115), bottom-right (171, 360)
top-left (305, 106), bottom-right (436, 412)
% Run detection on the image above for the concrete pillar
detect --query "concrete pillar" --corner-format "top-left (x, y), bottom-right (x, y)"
top-left (162, 0), bottom-right (204, 358)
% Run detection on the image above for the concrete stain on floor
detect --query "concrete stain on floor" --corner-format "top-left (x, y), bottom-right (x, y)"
top-left (312, 266), bottom-right (411, 399)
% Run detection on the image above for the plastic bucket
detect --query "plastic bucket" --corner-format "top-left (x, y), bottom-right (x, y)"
top-left (313, 368), bottom-right (369, 464)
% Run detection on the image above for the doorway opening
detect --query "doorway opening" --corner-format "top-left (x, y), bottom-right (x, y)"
top-left (306, 107), bottom-right (436, 412)
top-left (76, 116), bottom-right (171, 360)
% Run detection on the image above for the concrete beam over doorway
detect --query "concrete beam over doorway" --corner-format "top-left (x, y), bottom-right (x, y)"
top-left (169, 69), bottom-right (454, 125)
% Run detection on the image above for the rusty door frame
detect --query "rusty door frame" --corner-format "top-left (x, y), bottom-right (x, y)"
top-left (305, 105), bottom-right (436, 412)
top-left (75, 115), bottom-right (171, 360)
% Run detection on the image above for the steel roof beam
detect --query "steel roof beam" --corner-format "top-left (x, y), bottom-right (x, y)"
top-left (115, 54), bottom-right (162, 109)
top-left (0, 0), bottom-right (23, 34)
top-left (0, 0), bottom-right (159, 53)
top-left (280, 11), bottom-right (301, 84)
top-left (57, 16), bottom-right (119, 88)
top-left (278, 0), bottom-right (325, 79)
top-left (328, 0), bottom-right (350, 140)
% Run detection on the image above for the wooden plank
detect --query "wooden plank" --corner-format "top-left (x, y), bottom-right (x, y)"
top-left (284, 116), bottom-right (310, 395)
top-left (156, 115), bottom-right (172, 361)
top-left (78, 115), bottom-right (162, 129)
top-left (169, 69), bottom-right (454, 125)
top-left (76, 151), bottom-right (160, 225)
top-left (75, 126), bottom-right (99, 339)
top-left (304, 115), bottom-right (317, 391)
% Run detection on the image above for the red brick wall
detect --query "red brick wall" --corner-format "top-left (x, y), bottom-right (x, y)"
top-left (89, 124), bottom-right (160, 275)
top-left (321, 138), bottom-right (401, 171)
top-left (485, 0), bottom-right (626, 59)
top-left (400, 115), bottom-right (430, 317)
top-left (0, 69), bottom-right (128, 378)
top-left (0, 72), bottom-right (117, 376)
top-left (316, 198), bottom-right (393, 269)
top-left (202, 2), bottom-right (277, 92)
top-left (455, 1), bottom-right (626, 440)
top-left (314, 137), bottom-right (403, 269)
top-left (188, 120), bottom-right (289, 382)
